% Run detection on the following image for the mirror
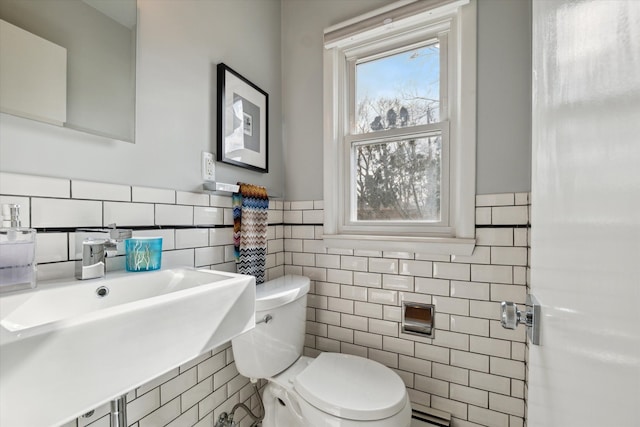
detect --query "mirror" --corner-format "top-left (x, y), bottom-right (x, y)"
top-left (0, 0), bottom-right (137, 142)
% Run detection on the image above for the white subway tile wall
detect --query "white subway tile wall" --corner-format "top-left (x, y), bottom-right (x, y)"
top-left (63, 344), bottom-right (264, 427)
top-left (0, 172), bottom-right (70, 198)
top-left (72, 180), bottom-right (131, 202)
top-left (155, 204), bottom-right (194, 226)
top-left (35, 232), bottom-right (68, 263)
top-left (132, 186), bottom-right (176, 204)
top-left (3, 177), bottom-right (284, 283)
top-left (289, 193), bottom-right (530, 427)
top-left (194, 206), bottom-right (224, 226)
top-left (32, 198), bottom-right (103, 228)
top-left (2, 173), bottom-right (531, 427)
top-left (104, 202), bottom-right (155, 226)
top-left (176, 191), bottom-right (210, 207)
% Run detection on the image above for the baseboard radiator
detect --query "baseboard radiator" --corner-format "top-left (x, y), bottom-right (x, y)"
top-left (411, 406), bottom-right (451, 427)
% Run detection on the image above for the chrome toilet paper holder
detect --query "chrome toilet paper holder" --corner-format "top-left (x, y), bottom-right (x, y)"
top-left (402, 301), bottom-right (435, 338)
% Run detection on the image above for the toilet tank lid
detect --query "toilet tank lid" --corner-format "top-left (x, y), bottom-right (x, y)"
top-left (256, 275), bottom-right (310, 311)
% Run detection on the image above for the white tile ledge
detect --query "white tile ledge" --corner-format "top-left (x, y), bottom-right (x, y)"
top-left (323, 234), bottom-right (475, 256)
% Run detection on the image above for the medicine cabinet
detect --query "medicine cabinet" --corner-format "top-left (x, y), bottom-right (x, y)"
top-left (0, 0), bottom-right (137, 143)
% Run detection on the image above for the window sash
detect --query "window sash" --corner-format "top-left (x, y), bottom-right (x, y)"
top-left (343, 122), bottom-right (450, 234)
top-left (343, 29), bottom-right (451, 234)
top-left (347, 32), bottom-right (449, 136)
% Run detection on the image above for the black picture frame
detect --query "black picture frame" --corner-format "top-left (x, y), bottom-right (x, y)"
top-left (217, 63), bottom-right (269, 173)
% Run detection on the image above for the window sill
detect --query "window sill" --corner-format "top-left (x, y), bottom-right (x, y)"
top-left (322, 234), bottom-right (475, 256)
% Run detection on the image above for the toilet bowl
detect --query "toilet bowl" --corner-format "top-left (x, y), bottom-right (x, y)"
top-left (231, 275), bottom-right (412, 427)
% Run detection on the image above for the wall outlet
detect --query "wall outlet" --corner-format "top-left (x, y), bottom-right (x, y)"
top-left (202, 152), bottom-right (215, 181)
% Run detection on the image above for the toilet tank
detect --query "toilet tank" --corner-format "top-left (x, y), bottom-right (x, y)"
top-left (231, 275), bottom-right (310, 380)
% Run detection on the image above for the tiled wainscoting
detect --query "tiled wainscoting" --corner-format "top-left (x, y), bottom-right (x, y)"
top-left (0, 172), bottom-right (531, 427)
top-left (0, 172), bottom-right (284, 427)
top-left (0, 172), bottom-right (285, 284)
top-left (283, 194), bottom-right (531, 427)
top-left (65, 344), bottom-right (263, 427)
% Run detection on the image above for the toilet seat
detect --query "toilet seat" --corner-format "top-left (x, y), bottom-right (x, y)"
top-left (293, 353), bottom-right (408, 421)
top-left (262, 381), bottom-right (412, 427)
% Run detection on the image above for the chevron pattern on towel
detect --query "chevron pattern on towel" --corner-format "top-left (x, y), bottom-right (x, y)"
top-left (233, 183), bottom-right (269, 284)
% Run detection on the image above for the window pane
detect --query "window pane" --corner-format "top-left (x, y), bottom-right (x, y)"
top-left (355, 43), bottom-right (440, 134)
top-left (354, 135), bottom-right (441, 221)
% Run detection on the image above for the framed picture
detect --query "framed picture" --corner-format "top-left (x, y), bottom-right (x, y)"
top-left (217, 63), bottom-right (269, 172)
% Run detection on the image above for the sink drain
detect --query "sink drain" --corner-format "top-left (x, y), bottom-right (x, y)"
top-left (96, 286), bottom-right (109, 297)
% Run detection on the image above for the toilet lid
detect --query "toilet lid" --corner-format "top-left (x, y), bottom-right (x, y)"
top-left (293, 352), bottom-right (407, 421)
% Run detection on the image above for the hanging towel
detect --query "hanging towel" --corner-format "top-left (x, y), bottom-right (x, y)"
top-left (232, 183), bottom-right (269, 284)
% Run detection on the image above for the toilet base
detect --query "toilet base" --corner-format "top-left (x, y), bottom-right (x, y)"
top-left (261, 382), bottom-right (304, 427)
top-left (260, 382), bottom-right (412, 427)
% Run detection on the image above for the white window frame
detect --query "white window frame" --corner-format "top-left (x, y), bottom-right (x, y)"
top-left (323, 0), bottom-right (477, 255)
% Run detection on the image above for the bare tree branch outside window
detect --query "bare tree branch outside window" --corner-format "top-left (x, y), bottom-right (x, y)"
top-left (354, 43), bottom-right (441, 221)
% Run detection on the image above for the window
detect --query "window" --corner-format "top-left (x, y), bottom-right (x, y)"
top-left (323, 0), bottom-right (477, 255)
top-left (352, 40), bottom-right (447, 225)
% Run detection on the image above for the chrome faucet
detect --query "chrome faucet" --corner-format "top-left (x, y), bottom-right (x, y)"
top-left (75, 224), bottom-right (132, 280)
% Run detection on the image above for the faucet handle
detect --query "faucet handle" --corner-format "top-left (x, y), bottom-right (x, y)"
top-left (106, 223), bottom-right (132, 240)
top-left (110, 229), bottom-right (132, 240)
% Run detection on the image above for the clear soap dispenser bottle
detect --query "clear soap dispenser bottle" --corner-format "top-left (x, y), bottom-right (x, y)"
top-left (0, 204), bottom-right (37, 292)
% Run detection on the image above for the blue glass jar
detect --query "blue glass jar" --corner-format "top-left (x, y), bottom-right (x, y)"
top-left (125, 237), bottom-right (162, 272)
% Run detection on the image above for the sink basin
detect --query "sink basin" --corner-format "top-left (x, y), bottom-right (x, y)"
top-left (0, 268), bottom-right (256, 427)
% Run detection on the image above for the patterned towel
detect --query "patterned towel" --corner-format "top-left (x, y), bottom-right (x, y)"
top-left (233, 183), bottom-right (269, 284)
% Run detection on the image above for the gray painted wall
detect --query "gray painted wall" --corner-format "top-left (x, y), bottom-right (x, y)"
top-left (477, 0), bottom-right (532, 194)
top-left (0, 0), bottom-right (530, 199)
top-left (281, 0), bottom-right (391, 201)
top-left (0, 0), bottom-right (284, 195)
top-left (282, 0), bottom-right (532, 200)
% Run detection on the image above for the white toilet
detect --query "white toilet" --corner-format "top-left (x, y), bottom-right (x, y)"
top-left (231, 275), bottom-right (412, 427)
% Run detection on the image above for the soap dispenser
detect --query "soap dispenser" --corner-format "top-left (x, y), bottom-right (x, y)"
top-left (0, 204), bottom-right (36, 292)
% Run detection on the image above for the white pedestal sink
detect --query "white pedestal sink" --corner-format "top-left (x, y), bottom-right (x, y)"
top-left (0, 268), bottom-right (256, 427)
